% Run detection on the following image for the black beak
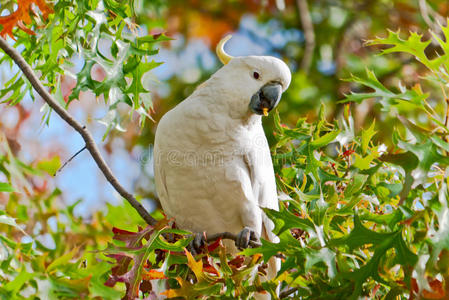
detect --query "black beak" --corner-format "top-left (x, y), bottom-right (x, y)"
top-left (249, 82), bottom-right (283, 116)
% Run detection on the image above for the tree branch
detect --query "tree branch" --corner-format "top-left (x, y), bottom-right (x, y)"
top-left (0, 36), bottom-right (157, 226)
top-left (279, 287), bottom-right (298, 298)
top-left (0, 37), bottom-right (286, 257)
top-left (206, 232), bottom-right (286, 259)
top-left (207, 231), bottom-right (262, 248)
top-left (419, 0), bottom-right (444, 37)
top-left (296, 0), bottom-right (315, 74)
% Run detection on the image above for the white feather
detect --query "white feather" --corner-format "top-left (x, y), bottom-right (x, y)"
top-left (154, 54), bottom-right (291, 298)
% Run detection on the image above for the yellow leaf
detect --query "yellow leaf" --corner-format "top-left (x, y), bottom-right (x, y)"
top-left (160, 277), bottom-right (193, 298)
top-left (184, 249), bottom-right (216, 283)
top-left (185, 248), bottom-right (204, 280)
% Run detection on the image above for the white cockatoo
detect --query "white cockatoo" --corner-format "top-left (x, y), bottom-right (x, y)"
top-left (154, 35), bottom-right (291, 296)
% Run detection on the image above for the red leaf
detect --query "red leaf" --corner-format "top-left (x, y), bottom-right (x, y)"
top-left (112, 227), bottom-right (136, 235)
top-left (106, 253), bottom-right (132, 276)
top-left (202, 262), bottom-right (219, 276)
top-left (228, 255), bottom-right (245, 269)
top-left (112, 226), bottom-right (154, 248)
top-left (207, 237), bottom-right (221, 252)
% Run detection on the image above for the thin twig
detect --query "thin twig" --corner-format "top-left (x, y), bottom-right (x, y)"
top-left (419, 0), bottom-right (444, 37)
top-left (279, 287), bottom-right (298, 298)
top-left (296, 0), bottom-right (315, 73)
top-left (0, 36), bottom-right (157, 226)
top-left (55, 145), bottom-right (87, 175)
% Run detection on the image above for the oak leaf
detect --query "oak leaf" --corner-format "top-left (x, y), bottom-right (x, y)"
top-left (0, 0), bottom-right (53, 39)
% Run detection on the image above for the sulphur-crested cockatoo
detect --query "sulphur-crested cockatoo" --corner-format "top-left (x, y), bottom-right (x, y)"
top-left (154, 35), bottom-right (291, 293)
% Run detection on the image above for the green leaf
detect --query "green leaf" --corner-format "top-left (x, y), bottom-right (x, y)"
top-left (343, 174), bottom-right (368, 198)
top-left (310, 130), bottom-right (341, 149)
top-left (305, 248), bottom-right (337, 279)
top-left (318, 168), bottom-right (343, 183)
top-left (331, 214), bottom-right (395, 250)
top-left (153, 228), bottom-right (191, 252)
top-left (340, 69), bottom-right (428, 111)
top-left (305, 145), bottom-right (321, 181)
top-left (381, 151), bottom-right (419, 173)
top-left (397, 115), bottom-right (430, 143)
top-left (89, 274), bottom-right (122, 300)
top-left (353, 149), bottom-right (379, 170)
top-left (46, 247), bottom-right (79, 273)
top-left (3, 268), bottom-right (34, 294)
top-left (36, 156), bottom-right (61, 176)
top-left (367, 30), bottom-right (443, 71)
top-left (361, 120), bottom-right (377, 154)
top-left (0, 213), bottom-right (27, 235)
top-left (0, 182), bottom-right (14, 192)
top-left (333, 215), bottom-right (417, 298)
top-left (397, 138), bottom-right (449, 175)
top-left (430, 184), bottom-right (449, 264)
top-left (0, 234), bottom-right (17, 249)
top-left (263, 206), bottom-right (315, 235)
top-left (242, 231), bottom-right (302, 262)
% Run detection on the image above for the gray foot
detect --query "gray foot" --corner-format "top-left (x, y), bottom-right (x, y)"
top-left (236, 227), bottom-right (260, 249)
top-left (188, 232), bottom-right (206, 255)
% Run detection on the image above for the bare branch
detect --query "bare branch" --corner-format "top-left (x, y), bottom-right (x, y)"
top-left (0, 36), bottom-right (157, 226)
top-left (206, 231), bottom-right (286, 259)
top-left (280, 287), bottom-right (298, 298)
top-left (419, 0), bottom-right (445, 37)
top-left (207, 231), bottom-right (262, 248)
top-left (296, 0), bottom-right (315, 73)
top-left (55, 145), bottom-right (87, 175)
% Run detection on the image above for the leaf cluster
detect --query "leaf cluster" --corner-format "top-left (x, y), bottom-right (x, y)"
top-left (1, 4), bottom-right (449, 300)
top-left (0, 0), bottom-right (168, 133)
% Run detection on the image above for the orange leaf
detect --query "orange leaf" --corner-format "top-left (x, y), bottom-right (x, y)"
top-left (423, 279), bottom-right (445, 299)
top-left (160, 289), bottom-right (180, 298)
top-left (411, 278), bottom-right (446, 299)
top-left (141, 269), bottom-right (167, 280)
top-left (17, 21), bottom-right (35, 35)
top-left (0, 0), bottom-right (53, 39)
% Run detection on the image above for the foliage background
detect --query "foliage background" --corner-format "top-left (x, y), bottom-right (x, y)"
top-left (1, 0), bottom-right (449, 299)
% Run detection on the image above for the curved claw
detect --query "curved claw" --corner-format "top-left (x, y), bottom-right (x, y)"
top-left (187, 232), bottom-right (206, 255)
top-left (236, 227), bottom-right (260, 249)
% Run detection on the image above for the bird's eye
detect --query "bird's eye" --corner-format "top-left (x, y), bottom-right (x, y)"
top-left (253, 71), bottom-right (260, 80)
